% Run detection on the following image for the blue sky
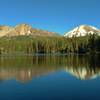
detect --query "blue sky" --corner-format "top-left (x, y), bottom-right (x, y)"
top-left (0, 0), bottom-right (99, 35)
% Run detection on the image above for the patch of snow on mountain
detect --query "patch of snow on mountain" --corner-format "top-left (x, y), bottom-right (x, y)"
top-left (64, 25), bottom-right (100, 38)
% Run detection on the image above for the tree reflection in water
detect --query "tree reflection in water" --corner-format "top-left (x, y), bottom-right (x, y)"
top-left (0, 54), bottom-right (100, 82)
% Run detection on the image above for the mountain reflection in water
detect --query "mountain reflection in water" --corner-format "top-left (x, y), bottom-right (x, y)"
top-left (0, 54), bottom-right (100, 82)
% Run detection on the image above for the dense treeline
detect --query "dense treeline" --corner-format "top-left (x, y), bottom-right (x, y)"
top-left (66, 34), bottom-right (100, 54)
top-left (0, 36), bottom-right (68, 54)
top-left (0, 34), bottom-right (100, 54)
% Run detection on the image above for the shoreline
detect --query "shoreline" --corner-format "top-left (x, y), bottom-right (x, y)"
top-left (0, 52), bottom-right (100, 57)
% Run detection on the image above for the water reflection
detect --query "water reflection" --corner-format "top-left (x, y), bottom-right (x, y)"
top-left (0, 54), bottom-right (100, 82)
top-left (65, 54), bottom-right (100, 80)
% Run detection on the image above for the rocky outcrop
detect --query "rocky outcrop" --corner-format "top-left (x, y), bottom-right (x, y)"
top-left (0, 24), bottom-right (58, 37)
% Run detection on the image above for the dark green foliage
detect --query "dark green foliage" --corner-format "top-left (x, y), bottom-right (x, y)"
top-left (66, 34), bottom-right (100, 54)
top-left (0, 34), bottom-right (100, 54)
top-left (0, 36), bottom-right (68, 54)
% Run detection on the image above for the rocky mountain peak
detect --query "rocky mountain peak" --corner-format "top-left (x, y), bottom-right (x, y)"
top-left (0, 24), bottom-right (58, 37)
top-left (64, 25), bottom-right (100, 38)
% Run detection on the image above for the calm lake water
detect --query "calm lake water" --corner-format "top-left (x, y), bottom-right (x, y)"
top-left (0, 54), bottom-right (100, 100)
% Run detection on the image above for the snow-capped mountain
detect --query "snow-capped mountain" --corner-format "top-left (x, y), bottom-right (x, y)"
top-left (64, 25), bottom-right (100, 37)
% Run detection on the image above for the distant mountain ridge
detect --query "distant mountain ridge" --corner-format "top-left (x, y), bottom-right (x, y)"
top-left (64, 25), bottom-right (100, 37)
top-left (1, 24), bottom-right (100, 38)
top-left (0, 24), bottom-right (58, 37)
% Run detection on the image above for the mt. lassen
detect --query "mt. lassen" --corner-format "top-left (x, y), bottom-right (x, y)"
top-left (64, 25), bottom-right (100, 38)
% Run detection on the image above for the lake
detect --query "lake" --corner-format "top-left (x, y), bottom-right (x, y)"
top-left (0, 54), bottom-right (100, 100)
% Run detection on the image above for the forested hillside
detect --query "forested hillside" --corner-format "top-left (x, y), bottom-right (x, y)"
top-left (0, 34), bottom-right (100, 54)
